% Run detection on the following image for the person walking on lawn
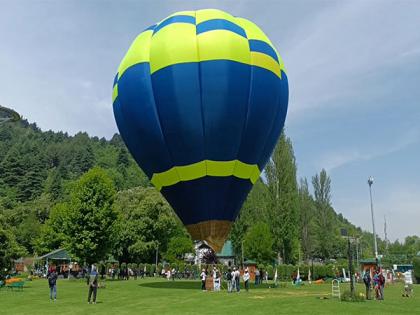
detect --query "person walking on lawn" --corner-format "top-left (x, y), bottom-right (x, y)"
top-left (363, 269), bottom-right (371, 300)
top-left (47, 267), bottom-right (58, 302)
top-left (87, 265), bottom-right (99, 304)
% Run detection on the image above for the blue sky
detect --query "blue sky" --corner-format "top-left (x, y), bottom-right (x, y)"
top-left (1, 0), bottom-right (419, 242)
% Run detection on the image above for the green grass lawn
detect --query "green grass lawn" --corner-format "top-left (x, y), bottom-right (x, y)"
top-left (0, 278), bottom-right (418, 315)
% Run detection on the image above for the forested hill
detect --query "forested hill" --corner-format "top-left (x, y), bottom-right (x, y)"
top-left (1, 118), bottom-right (417, 265)
top-left (0, 119), bottom-right (149, 205)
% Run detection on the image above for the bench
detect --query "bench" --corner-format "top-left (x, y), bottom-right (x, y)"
top-left (7, 281), bottom-right (25, 291)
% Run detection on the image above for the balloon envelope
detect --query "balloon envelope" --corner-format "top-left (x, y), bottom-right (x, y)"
top-left (113, 9), bottom-right (288, 251)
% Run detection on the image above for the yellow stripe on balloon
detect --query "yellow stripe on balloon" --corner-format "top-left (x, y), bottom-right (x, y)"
top-left (197, 30), bottom-right (250, 64)
top-left (177, 160), bottom-right (206, 181)
top-left (150, 160), bottom-right (261, 191)
top-left (118, 29), bottom-right (153, 79)
top-left (206, 160), bottom-right (235, 176)
top-left (112, 84), bottom-right (118, 103)
top-left (235, 17), bottom-right (286, 73)
top-left (235, 17), bottom-right (274, 47)
top-left (251, 51), bottom-right (282, 78)
top-left (150, 23), bottom-right (199, 74)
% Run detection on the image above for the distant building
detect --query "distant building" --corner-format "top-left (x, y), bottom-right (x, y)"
top-left (216, 241), bottom-right (235, 266)
top-left (360, 258), bottom-right (379, 274)
top-left (185, 240), bottom-right (236, 266)
top-left (35, 248), bottom-right (80, 277)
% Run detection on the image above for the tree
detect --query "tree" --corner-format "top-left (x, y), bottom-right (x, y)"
top-left (265, 132), bottom-right (299, 264)
top-left (63, 167), bottom-right (117, 265)
top-left (230, 179), bottom-right (269, 259)
top-left (112, 187), bottom-right (184, 263)
top-left (243, 222), bottom-right (274, 264)
top-left (298, 178), bottom-right (316, 261)
top-left (35, 203), bottom-right (68, 255)
top-left (44, 168), bottom-right (62, 201)
top-left (0, 215), bottom-right (26, 279)
top-left (312, 169), bottom-right (335, 259)
top-left (165, 235), bottom-right (194, 263)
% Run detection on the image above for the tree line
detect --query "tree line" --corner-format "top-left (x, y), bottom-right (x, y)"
top-left (1, 119), bottom-right (419, 276)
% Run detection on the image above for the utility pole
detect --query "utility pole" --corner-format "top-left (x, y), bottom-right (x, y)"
top-left (348, 236), bottom-right (355, 298)
top-left (384, 215), bottom-right (389, 253)
top-left (155, 243), bottom-right (159, 270)
top-left (368, 177), bottom-right (378, 259)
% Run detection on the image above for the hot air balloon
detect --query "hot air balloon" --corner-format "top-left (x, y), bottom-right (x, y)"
top-left (112, 9), bottom-right (288, 252)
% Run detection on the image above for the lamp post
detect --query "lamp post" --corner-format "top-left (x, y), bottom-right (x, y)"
top-left (368, 177), bottom-right (378, 259)
top-left (155, 243), bottom-right (159, 270)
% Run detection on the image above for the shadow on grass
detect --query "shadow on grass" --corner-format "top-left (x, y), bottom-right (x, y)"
top-left (139, 281), bottom-right (200, 290)
top-left (138, 281), bottom-right (275, 291)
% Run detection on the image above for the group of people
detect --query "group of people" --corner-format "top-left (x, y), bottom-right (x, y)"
top-left (362, 268), bottom-right (386, 300)
top-left (47, 265), bottom-right (99, 304)
top-left (199, 266), bottom-right (251, 293)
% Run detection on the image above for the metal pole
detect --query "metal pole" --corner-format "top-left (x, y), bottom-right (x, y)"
top-left (368, 177), bottom-right (378, 258)
top-left (356, 239), bottom-right (359, 271)
top-left (155, 245), bottom-right (159, 270)
top-left (348, 237), bottom-right (354, 298)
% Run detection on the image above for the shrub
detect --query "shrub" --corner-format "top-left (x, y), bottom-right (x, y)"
top-left (340, 290), bottom-right (365, 302)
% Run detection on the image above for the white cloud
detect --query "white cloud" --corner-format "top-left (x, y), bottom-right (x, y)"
top-left (282, 1), bottom-right (420, 121)
top-left (337, 185), bottom-right (420, 242)
top-left (317, 127), bottom-right (420, 171)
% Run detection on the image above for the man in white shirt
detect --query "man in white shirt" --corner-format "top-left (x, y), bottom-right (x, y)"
top-left (231, 268), bottom-right (236, 292)
top-left (200, 269), bottom-right (206, 291)
top-left (403, 270), bottom-right (413, 297)
top-left (243, 268), bottom-right (250, 292)
top-left (214, 268), bottom-right (221, 291)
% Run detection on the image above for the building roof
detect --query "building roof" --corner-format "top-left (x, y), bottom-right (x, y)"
top-left (36, 248), bottom-right (71, 261)
top-left (359, 258), bottom-right (378, 264)
top-left (217, 240), bottom-right (234, 257)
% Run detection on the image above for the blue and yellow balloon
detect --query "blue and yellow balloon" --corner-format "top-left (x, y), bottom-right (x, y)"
top-left (113, 9), bottom-right (288, 251)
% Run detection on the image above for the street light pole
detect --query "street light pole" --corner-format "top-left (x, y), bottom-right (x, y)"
top-left (155, 244), bottom-right (159, 270)
top-left (368, 177), bottom-right (378, 259)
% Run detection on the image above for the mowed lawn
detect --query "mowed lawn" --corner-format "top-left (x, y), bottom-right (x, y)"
top-left (0, 278), bottom-right (418, 315)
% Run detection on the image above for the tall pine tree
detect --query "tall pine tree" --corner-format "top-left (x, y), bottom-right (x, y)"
top-left (312, 169), bottom-right (335, 259)
top-left (298, 178), bottom-right (316, 261)
top-left (265, 132), bottom-right (299, 264)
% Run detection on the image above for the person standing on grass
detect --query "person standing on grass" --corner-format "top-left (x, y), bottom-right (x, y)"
top-left (373, 269), bottom-right (380, 300)
top-left (403, 269), bottom-right (413, 297)
top-left (363, 269), bottom-right (371, 300)
top-left (255, 268), bottom-right (260, 285)
top-left (226, 268), bottom-right (233, 293)
top-left (235, 267), bottom-right (241, 292)
top-left (243, 268), bottom-right (250, 292)
top-left (87, 265), bottom-right (99, 304)
top-left (231, 267), bottom-right (237, 292)
top-left (47, 267), bottom-right (58, 302)
top-left (200, 269), bottom-right (206, 291)
top-left (378, 269), bottom-right (385, 300)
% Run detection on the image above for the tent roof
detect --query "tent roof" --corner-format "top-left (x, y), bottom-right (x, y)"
top-left (36, 248), bottom-right (71, 261)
